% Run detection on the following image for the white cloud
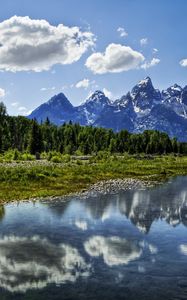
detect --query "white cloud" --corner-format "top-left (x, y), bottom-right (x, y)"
top-left (117, 27), bottom-right (128, 37)
top-left (103, 88), bottom-right (113, 99)
top-left (0, 15), bottom-right (95, 72)
top-left (141, 57), bottom-right (160, 69)
top-left (0, 88), bottom-right (5, 98)
top-left (84, 236), bottom-right (142, 266)
top-left (62, 85), bottom-right (68, 90)
top-left (76, 78), bottom-right (90, 89)
top-left (85, 43), bottom-right (145, 74)
top-left (17, 106), bottom-right (32, 116)
top-left (153, 48), bottom-right (158, 54)
top-left (11, 102), bottom-right (19, 107)
top-left (18, 106), bottom-right (27, 112)
top-left (180, 59), bottom-right (187, 67)
top-left (14, 105), bottom-right (32, 116)
top-left (140, 38), bottom-right (148, 46)
top-left (0, 235), bottom-right (90, 293)
top-left (40, 86), bottom-right (56, 92)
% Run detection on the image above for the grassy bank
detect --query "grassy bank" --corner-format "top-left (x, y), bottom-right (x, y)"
top-left (1, 154), bottom-right (187, 203)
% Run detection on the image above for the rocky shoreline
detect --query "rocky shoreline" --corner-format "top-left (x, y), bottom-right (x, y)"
top-left (78, 178), bottom-right (156, 198)
top-left (28, 178), bottom-right (157, 204)
top-left (5, 177), bottom-right (159, 205)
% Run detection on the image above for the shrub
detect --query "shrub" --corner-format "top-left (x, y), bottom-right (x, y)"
top-left (21, 153), bottom-right (35, 161)
top-left (61, 154), bottom-right (71, 163)
top-left (50, 155), bottom-right (62, 163)
top-left (3, 149), bottom-right (21, 161)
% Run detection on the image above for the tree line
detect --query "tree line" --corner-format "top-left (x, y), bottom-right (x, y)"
top-left (0, 102), bottom-right (187, 155)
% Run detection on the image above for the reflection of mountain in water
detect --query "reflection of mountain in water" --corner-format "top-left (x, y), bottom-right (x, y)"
top-left (118, 177), bottom-right (187, 233)
top-left (48, 176), bottom-right (187, 234)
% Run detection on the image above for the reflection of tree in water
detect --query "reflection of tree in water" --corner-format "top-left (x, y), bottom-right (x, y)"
top-left (0, 205), bottom-right (5, 221)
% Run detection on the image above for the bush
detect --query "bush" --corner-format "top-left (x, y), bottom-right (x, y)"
top-left (96, 151), bottom-right (110, 161)
top-left (21, 153), bottom-right (35, 161)
top-left (40, 152), bottom-right (48, 159)
top-left (3, 149), bottom-right (21, 161)
top-left (50, 155), bottom-right (62, 163)
top-left (75, 149), bottom-right (83, 156)
top-left (61, 154), bottom-right (71, 163)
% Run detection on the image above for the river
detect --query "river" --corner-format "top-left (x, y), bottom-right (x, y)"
top-left (0, 176), bottom-right (187, 299)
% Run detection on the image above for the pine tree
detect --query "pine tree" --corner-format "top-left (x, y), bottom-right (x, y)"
top-left (28, 119), bottom-right (43, 155)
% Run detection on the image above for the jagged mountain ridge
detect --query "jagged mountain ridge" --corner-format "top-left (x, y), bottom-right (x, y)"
top-left (28, 77), bottom-right (187, 141)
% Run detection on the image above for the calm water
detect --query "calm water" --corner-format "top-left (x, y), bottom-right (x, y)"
top-left (0, 176), bottom-right (187, 299)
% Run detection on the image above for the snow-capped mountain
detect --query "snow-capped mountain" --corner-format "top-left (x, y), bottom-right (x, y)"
top-left (130, 77), bottom-right (161, 116)
top-left (28, 77), bottom-right (187, 141)
top-left (77, 90), bottom-right (110, 125)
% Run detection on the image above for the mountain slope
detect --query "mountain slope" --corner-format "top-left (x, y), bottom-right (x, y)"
top-left (28, 77), bottom-right (187, 141)
top-left (29, 93), bottom-right (76, 125)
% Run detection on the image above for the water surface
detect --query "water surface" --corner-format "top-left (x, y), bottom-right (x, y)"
top-left (1, 176), bottom-right (187, 299)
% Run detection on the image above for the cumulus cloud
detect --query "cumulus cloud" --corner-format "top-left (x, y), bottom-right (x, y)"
top-left (85, 43), bottom-right (145, 74)
top-left (141, 57), bottom-right (160, 69)
top-left (180, 59), bottom-right (187, 67)
top-left (0, 235), bottom-right (90, 293)
top-left (76, 78), bottom-right (90, 89)
top-left (117, 27), bottom-right (128, 37)
top-left (84, 235), bottom-right (142, 266)
top-left (0, 15), bottom-right (95, 72)
top-left (140, 38), bottom-right (148, 46)
top-left (0, 88), bottom-right (5, 98)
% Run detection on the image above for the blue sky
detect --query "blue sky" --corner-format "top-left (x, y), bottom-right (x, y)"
top-left (0, 0), bottom-right (187, 115)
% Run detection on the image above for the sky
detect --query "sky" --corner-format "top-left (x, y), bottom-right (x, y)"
top-left (0, 0), bottom-right (187, 115)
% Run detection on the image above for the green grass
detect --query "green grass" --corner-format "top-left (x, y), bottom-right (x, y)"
top-left (1, 154), bottom-right (187, 203)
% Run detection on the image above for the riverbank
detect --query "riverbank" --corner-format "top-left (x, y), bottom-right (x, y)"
top-left (1, 155), bottom-right (187, 203)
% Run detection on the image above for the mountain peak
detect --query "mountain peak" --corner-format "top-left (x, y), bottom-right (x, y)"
top-left (88, 90), bottom-right (105, 100)
top-left (168, 84), bottom-right (182, 93)
top-left (46, 92), bottom-right (74, 111)
top-left (83, 90), bottom-right (110, 105)
top-left (48, 92), bottom-right (70, 104)
top-left (131, 77), bottom-right (155, 96)
top-left (138, 76), bottom-right (152, 87)
top-left (28, 77), bottom-right (187, 141)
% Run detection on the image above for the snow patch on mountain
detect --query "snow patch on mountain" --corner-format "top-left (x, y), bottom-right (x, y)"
top-left (28, 77), bottom-right (187, 141)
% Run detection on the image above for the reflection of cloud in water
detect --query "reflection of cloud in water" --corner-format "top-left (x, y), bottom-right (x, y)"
top-left (179, 244), bottom-right (187, 255)
top-left (148, 244), bottom-right (158, 254)
top-left (0, 236), bottom-right (90, 293)
top-left (84, 236), bottom-right (142, 266)
top-left (75, 220), bottom-right (88, 231)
